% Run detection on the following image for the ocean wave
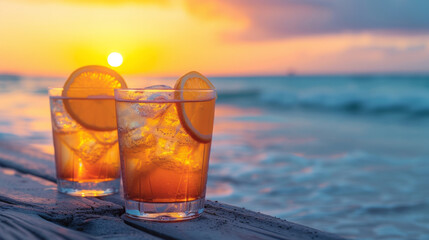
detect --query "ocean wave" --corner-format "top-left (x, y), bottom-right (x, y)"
top-left (217, 89), bottom-right (429, 117)
top-left (0, 74), bottom-right (21, 81)
top-left (355, 201), bottom-right (429, 215)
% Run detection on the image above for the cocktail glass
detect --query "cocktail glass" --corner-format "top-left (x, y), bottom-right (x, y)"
top-left (49, 88), bottom-right (120, 197)
top-left (115, 88), bottom-right (216, 221)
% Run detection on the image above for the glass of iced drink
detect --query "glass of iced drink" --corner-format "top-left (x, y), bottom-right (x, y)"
top-left (49, 66), bottom-right (127, 197)
top-left (115, 72), bottom-right (216, 221)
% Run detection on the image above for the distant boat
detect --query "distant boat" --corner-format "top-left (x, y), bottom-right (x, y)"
top-left (0, 74), bottom-right (21, 81)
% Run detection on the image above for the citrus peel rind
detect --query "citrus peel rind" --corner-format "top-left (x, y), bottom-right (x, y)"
top-left (174, 71), bottom-right (216, 143)
top-left (62, 65), bottom-right (127, 131)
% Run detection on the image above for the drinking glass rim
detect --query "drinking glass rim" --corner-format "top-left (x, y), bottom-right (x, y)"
top-left (49, 87), bottom-right (216, 92)
top-left (49, 87), bottom-right (121, 90)
top-left (114, 88), bottom-right (216, 93)
top-left (48, 88), bottom-right (217, 101)
top-left (48, 87), bottom-right (117, 99)
top-left (114, 88), bottom-right (217, 102)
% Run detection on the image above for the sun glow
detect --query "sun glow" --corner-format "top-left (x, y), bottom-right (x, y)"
top-left (107, 52), bottom-right (123, 67)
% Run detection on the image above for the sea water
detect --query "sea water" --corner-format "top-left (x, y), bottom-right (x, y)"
top-left (0, 74), bottom-right (428, 239)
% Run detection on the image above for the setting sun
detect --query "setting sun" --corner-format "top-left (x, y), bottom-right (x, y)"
top-left (107, 52), bottom-right (123, 67)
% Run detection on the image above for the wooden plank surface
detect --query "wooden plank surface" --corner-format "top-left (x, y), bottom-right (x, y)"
top-left (0, 141), bottom-right (56, 182)
top-left (0, 142), bottom-right (346, 240)
top-left (0, 210), bottom-right (96, 240)
top-left (0, 167), bottom-right (160, 240)
top-left (123, 200), bottom-right (344, 240)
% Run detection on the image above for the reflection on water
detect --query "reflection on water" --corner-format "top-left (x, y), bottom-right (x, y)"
top-left (1, 76), bottom-right (429, 239)
top-left (1, 168), bottom-right (17, 176)
top-left (207, 102), bottom-right (429, 239)
top-left (0, 92), bottom-right (51, 140)
top-left (30, 143), bottom-right (54, 155)
top-left (206, 182), bottom-right (234, 197)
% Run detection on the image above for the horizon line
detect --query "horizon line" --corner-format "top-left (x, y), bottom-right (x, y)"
top-left (1, 71), bottom-right (429, 79)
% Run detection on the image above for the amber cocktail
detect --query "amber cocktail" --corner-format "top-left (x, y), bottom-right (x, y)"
top-left (49, 89), bottom-right (120, 196)
top-left (49, 65), bottom-right (127, 197)
top-left (115, 85), bottom-right (216, 221)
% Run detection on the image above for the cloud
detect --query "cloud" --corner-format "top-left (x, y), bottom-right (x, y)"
top-left (184, 0), bottom-right (429, 40)
top-left (17, 0), bottom-right (169, 6)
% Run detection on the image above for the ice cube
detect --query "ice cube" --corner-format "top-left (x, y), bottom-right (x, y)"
top-left (119, 127), bottom-right (157, 152)
top-left (116, 85), bottom-right (173, 132)
top-left (51, 100), bottom-right (81, 133)
top-left (153, 104), bottom-right (181, 137)
top-left (152, 143), bottom-right (203, 173)
top-left (116, 101), bottom-right (147, 132)
top-left (59, 131), bottom-right (111, 164)
top-left (143, 85), bottom-right (173, 90)
top-left (124, 151), bottom-right (153, 173)
top-left (118, 94), bottom-right (202, 173)
top-left (91, 130), bottom-right (118, 145)
top-left (133, 85), bottom-right (173, 118)
top-left (154, 104), bottom-right (196, 146)
top-left (119, 127), bottom-right (155, 172)
top-left (150, 104), bottom-right (201, 172)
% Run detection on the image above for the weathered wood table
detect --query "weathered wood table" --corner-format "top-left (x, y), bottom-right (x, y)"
top-left (0, 141), bottom-right (345, 240)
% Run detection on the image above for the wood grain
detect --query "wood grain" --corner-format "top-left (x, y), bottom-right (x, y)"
top-left (122, 200), bottom-right (344, 240)
top-left (0, 167), bottom-right (160, 240)
top-left (0, 210), bottom-right (96, 240)
top-left (0, 142), bottom-right (346, 240)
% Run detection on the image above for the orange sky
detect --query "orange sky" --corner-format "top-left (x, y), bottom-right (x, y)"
top-left (1, 0), bottom-right (429, 76)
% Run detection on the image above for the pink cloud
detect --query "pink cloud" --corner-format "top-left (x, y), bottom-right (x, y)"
top-left (184, 0), bottom-right (429, 41)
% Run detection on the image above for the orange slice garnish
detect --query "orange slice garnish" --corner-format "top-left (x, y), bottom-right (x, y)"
top-left (174, 71), bottom-right (216, 143)
top-left (62, 65), bottom-right (127, 131)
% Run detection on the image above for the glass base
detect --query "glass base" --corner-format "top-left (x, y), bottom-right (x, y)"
top-left (124, 198), bottom-right (205, 222)
top-left (57, 178), bottom-right (120, 197)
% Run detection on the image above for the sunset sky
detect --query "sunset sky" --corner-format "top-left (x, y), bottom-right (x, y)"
top-left (1, 0), bottom-right (429, 76)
